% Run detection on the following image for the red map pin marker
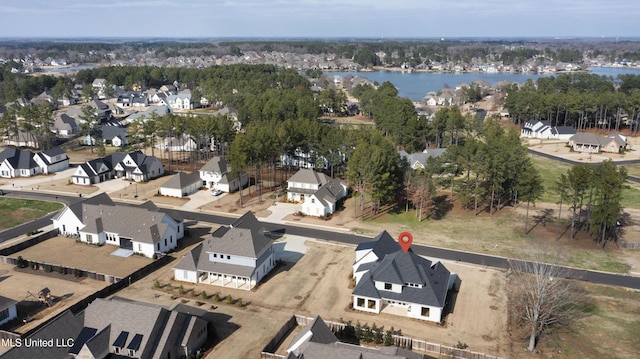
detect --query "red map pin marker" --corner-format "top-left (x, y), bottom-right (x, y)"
top-left (398, 232), bottom-right (413, 253)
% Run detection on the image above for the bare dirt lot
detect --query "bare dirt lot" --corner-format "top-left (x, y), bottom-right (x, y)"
top-left (114, 237), bottom-right (509, 359)
top-left (0, 264), bottom-right (107, 335)
top-left (12, 236), bottom-right (153, 277)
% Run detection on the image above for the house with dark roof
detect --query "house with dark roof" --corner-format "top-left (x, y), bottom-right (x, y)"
top-left (72, 150), bottom-right (163, 185)
top-left (52, 113), bottom-right (80, 136)
top-left (173, 211), bottom-right (275, 290)
top-left (287, 169), bottom-right (348, 217)
top-left (159, 171), bottom-right (202, 198)
top-left (52, 194), bottom-right (184, 258)
top-left (0, 148), bottom-right (41, 178)
top-left (352, 232), bottom-right (456, 323)
top-left (100, 125), bottom-right (129, 147)
top-left (116, 91), bottom-right (149, 108)
top-left (199, 156), bottom-right (247, 192)
top-left (285, 316), bottom-right (424, 359)
top-left (521, 120), bottom-right (575, 140)
top-left (0, 295), bottom-right (18, 326)
top-left (72, 154), bottom-right (121, 185)
top-left (0, 297), bottom-right (208, 359)
top-left (33, 147), bottom-right (69, 174)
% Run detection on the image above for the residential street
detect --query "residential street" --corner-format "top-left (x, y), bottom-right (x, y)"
top-left (3, 190), bottom-right (640, 291)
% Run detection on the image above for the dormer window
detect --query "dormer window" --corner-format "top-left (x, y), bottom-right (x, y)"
top-left (384, 283), bottom-right (392, 290)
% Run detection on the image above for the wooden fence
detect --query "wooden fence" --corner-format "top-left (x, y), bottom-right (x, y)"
top-left (619, 241), bottom-right (640, 249)
top-left (261, 315), bottom-right (504, 359)
top-left (0, 229), bottom-right (59, 256)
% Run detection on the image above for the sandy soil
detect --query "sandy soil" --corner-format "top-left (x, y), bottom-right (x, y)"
top-left (526, 136), bottom-right (640, 163)
top-left (0, 264), bottom-right (107, 334)
top-left (12, 236), bottom-right (152, 278)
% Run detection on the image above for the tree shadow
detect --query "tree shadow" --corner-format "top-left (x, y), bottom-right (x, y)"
top-left (432, 194), bottom-right (454, 220)
top-left (527, 208), bottom-right (555, 234)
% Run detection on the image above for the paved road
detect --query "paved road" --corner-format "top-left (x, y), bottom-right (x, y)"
top-left (3, 191), bottom-right (640, 290)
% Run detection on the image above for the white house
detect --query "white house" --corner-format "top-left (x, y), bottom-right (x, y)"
top-left (0, 295), bottom-right (18, 326)
top-left (173, 212), bottom-right (275, 290)
top-left (52, 113), bottom-right (80, 136)
top-left (521, 120), bottom-right (575, 140)
top-left (154, 135), bottom-right (198, 152)
top-left (112, 150), bottom-right (164, 182)
top-left (72, 151), bottom-right (163, 185)
top-left (33, 147), bottom-right (69, 174)
top-left (52, 194), bottom-right (184, 258)
top-left (352, 231), bottom-right (456, 323)
top-left (101, 126), bottom-right (129, 147)
top-left (199, 156), bottom-right (247, 192)
top-left (0, 147), bottom-right (42, 178)
top-left (286, 169), bottom-right (348, 217)
top-left (163, 90), bottom-right (192, 110)
top-left (159, 171), bottom-right (202, 198)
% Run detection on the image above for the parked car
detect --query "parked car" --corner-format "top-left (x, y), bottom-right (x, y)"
top-left (212, 189), bottom-right (223, 196)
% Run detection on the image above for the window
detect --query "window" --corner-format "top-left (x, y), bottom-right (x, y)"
top-left (227, 255), bottom-right (231, 260)
top-left (213, 253), bottom-right (217, 258)
top-left (384, 283), bottom-right (392, 290)
top-left (421, 307), bottom-right (430, 317)
top-left (0, 307), bottom-right (9, 321)
top-left (367, 299), bottom-right (376, 309)
top-left (138, 244), bottom-right (142, 251)
top-left (86, 234), bottom-right (93, 243)
top-left (164, 238), bottom-right (167, 247)
top-left (357, 298), bottom-right (365, 307)
top-left (183, 270), bottom-right (188, 280)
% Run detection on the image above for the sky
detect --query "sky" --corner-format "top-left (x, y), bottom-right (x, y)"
top-left (0, 0), bottom-right (638, 39)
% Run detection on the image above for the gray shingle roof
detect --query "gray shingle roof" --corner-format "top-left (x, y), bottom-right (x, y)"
top-left (288, 168), bottom-right (331, 186)
top-left (355, 231), bottom-right (401, 258)
top-left (161, 171), bottom-right (201, 190)
top-left (200, 156), bottom-right (230, 173)
top-left (174, 243), bottom-right (203, 271)
top-left (288, 315), bottom-right (338, 355)
top-left (353, 251), bottom-right (450, 308)
top-left (203, 227), bottom-right (271, 259)
top-left (0, 295), bottom-right (17, 312)
top-left (79, 203), bottom-right (174, 245)
top-left (0, 147), bottom-right (38, 170)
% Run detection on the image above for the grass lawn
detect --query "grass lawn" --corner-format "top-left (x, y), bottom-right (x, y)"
top-left (532, 155), bottom-right (640, 210)
top-left (0, 198), bottom-right (63, 231)
top-left (623, 163), bottom-right (640, 178)
top-left (535, 283), bottom-right (640, 359)
top-left (360, 205), bottom-right (631, 274)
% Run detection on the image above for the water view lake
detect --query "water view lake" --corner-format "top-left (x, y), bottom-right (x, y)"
top-left (329, 67), bottom-right (640, 101)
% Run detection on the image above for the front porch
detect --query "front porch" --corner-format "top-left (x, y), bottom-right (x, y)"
top-left (199, 271), bottom-right (254, 290)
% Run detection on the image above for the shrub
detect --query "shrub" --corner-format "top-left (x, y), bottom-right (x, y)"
top-left (58, 266), bottom-right (66, 275)
top-left (153, 280), bottom-right (161, 288)
top-left (201, 290), bottom-right (207, 300)
top-left (455, 341), bottom-right (468, 349)
top-left (178, 285), bottom-right (185, 295)
top-left (236, 298), bottom-right (243, 307)
top-left (225, 295), bottom-right (233, 304)
top-left (190, 290), bottom-right (196, 297)
top-left (16, 256), bottom-right (27, 268)
top-left (213, 293), bottom-right (221, 302)
top-left (73, 268), bottom-right (82, 277)
top-left (45, 265), bottom-right (53, 273)
top-left (30, 261), bottom-right (38, 270)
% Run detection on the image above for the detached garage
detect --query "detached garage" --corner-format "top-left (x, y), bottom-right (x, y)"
top-left (159, 171), bottom-right (201, 198)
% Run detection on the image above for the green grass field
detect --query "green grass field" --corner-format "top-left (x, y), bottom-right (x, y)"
top-left (532, 156), bottom-right (640, 210)
top-left (0, 198), bottom-right (63, 230)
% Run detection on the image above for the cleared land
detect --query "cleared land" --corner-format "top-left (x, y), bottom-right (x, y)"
top-left (114, 237), bottom-right (509, 359)
top-left (12, 236), bottom-right (153, 277)
top-left (0, 264), bottom-right (107, 335)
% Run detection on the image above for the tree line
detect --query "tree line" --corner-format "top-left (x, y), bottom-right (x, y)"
top-left (504, 73), bottom-right (640, 134)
